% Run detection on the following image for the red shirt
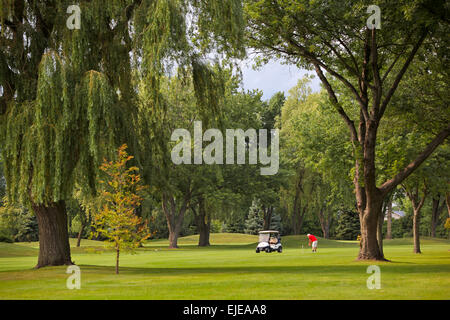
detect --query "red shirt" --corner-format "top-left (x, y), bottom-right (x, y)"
top-left (308, 234), bottom-right (317, 242)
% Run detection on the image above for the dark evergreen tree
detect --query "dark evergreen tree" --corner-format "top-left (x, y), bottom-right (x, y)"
top-left (269, 212), bottom-right (282, 232)
top-left (224, 218), bottom-right (246, 234)
top-left (244, 199), bottom-right (264, 235)
top-left (335, 210), bottom-right (360, 240)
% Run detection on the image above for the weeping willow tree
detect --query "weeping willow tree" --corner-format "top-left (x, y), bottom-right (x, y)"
top-left (0, 0), bottom-right (138, 268)
top-left (0, 0), bottom-right (245, 266)
top-left (131, 0), bottom-right (245, 248)
top-left (132, 0), bottom-right (245, 173)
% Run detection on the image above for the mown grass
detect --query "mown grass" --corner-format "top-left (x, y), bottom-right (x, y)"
top-left (0, 233), bottom-right (449, 299)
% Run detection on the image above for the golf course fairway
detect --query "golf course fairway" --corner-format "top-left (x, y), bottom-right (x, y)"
top-left (0, 233), bottom-right (449, 299)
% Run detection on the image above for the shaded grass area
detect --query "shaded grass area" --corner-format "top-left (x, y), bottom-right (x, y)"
top-left (0, 234), bottom-right (449, 299)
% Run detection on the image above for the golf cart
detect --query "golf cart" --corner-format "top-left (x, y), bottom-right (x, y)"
top-left (256, 230), bottom-right (282, 253)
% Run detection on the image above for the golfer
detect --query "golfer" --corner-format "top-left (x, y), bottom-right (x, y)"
top-left (307, 234), bottom-right (318, 252)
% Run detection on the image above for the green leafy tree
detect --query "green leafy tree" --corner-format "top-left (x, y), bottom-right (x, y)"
top-left (217, 88), bottom-right (269, 233)
top-left (377, 91), bottom-right (450, 251)
top-left (0, 1), bottom-right (140, 268)
top-left (249, 91), bottom-right (287, 230)
top-left (280, 77), bottom-right (354, 238)
top-left (244, 0), bottom-right (450, 260)
top-left (0, 197), bottom-right (38, 242)
top-left (91, 144), bottom-right (150, 274)
top-left (139, 68), bottom-right (225, 249)
top-left (400, 148), bottom-right (448, 253)
top-left (0, 0), bottom-right (245, 267)
top-left (445, 218), bottom-right (450, 238)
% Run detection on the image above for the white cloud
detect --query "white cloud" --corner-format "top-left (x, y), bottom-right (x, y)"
top-left (240, 59), bottom-right (321, 100)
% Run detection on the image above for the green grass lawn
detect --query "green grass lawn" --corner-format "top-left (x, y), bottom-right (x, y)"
top-left (0, 233), bottom-right (449, 299)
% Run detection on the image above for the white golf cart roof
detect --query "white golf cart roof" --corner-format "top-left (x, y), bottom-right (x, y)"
top-left (258, 230), bottom-right (279, 234)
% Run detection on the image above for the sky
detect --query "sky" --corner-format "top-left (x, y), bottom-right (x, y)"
top-left (239, 59), bottom-right (321, 101)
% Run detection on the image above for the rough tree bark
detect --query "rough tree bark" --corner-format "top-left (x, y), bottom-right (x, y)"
top-left (76, 224), bottom-right (84, 248)
top-left (116, 246), bottom-right (120, 274)
top-left (193, 196), bottom-right (210, 247)
top-left (403, 184), bottom-right (427, 254)
top-left (291, 166), bottom-right (307, 234)
top-left (354, 118), bottom-right (386, 261)
top-left (317, 207), bottom-right (333, 239)
top-left (262, 205), bottom-right (273, 230)
top-left (357, 195), bottom-right (385, 260)
top-left (76, 206), bottom-right (89, 247)
top-left (431, 195), bottom-right (445, 237)
top-left (377, 199), bottom-right (389, 255)
top-left (377, 210), bottom-right (384, 255)
top-left (386, 199), bottom-right (393, 240)
top-left (292, 206), bottom-right (307, 235)
top-left (412, 209), bottom-right (421, 253)
top-left (446, 192), bottom-right (450, 217)
top-left (162, 192), bottom-right (190, 249)
top-left (32, 201), bottom-right (73, 268)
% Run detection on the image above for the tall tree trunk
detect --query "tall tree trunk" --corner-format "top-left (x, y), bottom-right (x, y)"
top-left (446, 192), bottom-right (450, 217)
top-left (291, 190), bottom-right (300, 234)
top-left (354, 118), bottom-right (386, 261)
top-left (413, 208), bottom-right (421, 254)
top-left (76, 206), bottom-right (90, 247)
top-left (76, 223), bottom-right (84, 247)
top-left (431, 196), bottom-right (439, 238)
top-left (116, 247), bottom-right (120, 274)
top-left (298, 206), bottom-right (307, 234)
top-left (430, 195), bottom-right (445, 238)
top-left (195, 196), bottom-right (211, 247)
top-left (291, 212), bottom-right (298, 234)
top-left (411, 189), bottom-right (426, 254)
top-left (134, 205), bottom-right (145, 248)
top-left (355, 173), bottom-right (386, 260)
top-left (168, 229), bottom-right (179, 249)
top-left (198, 222), bottom-right (210, 246)
top-left (32, 201), bottom-right (73, 268)
top-left (377, 201), bottom-right (386, 255)
top-left (291, 167), bottom-right (306, 234)
top-left (167, 217), bottom-right (183, 249)
top-left (162, 193), bottom-right (190, 249)
top-left (404, 184), bottom-right (427, 254)
top-left (317, 208), bottom-right (332, 239)
top-left (291, 206), bottom-right (306, 235)
top-left (358, 209), bottom-right (384, 260)
top-left (262, 206), bottom-right (273, 230)
top-left (386, 199), bottom-right (393, 240)
top-left (312, 27), bottom-right (449, 261)
top-left (322, 222), bottom-right (330, 239)
top-left (357, 192), bottom-right (385, 261)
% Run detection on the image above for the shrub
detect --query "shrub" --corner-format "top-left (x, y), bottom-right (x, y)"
top-left (0, 231), bottom-right (13, 243)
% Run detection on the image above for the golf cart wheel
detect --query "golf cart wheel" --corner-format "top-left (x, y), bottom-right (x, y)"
top-left (256, 248), bottom-right (260, 253)
top-left (265, 248), bottom-right (271, 253)
top-left (277, 247), bottom-right (282, 253)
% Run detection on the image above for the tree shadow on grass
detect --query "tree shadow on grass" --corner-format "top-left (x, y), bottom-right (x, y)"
top-left (140, 243), bottom-right (258, 251)
top-left (78, 263), bottom-right (450, 276)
